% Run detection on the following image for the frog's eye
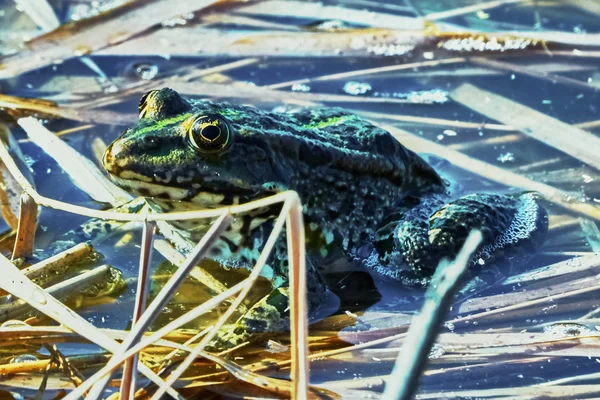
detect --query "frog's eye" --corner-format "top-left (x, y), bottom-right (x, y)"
top-left (138, 90), bottom-right (159, 119)
top-left (188, 114), bottom-right (231, 153)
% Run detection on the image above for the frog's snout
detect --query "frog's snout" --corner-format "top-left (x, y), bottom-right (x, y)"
top-left (103, 139), bottom-right (128, 177)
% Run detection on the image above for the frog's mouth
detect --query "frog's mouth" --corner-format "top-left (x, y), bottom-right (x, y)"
top-left (106, 170), bottom-right (267, 209)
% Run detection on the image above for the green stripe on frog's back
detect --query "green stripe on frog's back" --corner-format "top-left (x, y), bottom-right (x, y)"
top-left (132, 113), bottom-right (192, 137)
top-left (302, 115), bottom-right (352, 130)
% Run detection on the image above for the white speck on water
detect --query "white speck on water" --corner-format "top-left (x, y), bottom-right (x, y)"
top-left (162, 13), bottom-right (195, 28)
top-left (582, 174), bottom-right (594, 183)
top-left (437, 134), bottom-right (444, 141)
top-left (542, 99), bottom-right (552, 104)
top-left (476, 10), bottom-right (489, 19)
top-left (104, 84), bottom-right (119, 93)
top-left (343, 81), bottom-right (372, 95)
top-left (511, 74), bottom-right (516, 80)
top-left (443, 129), bottom-right (457, 136)
top-left (367, 43), bottom-right (414, 56)
top-left (497, 152), bottom-right (515, 163)
top-left (291, 83), bottom-right (311, 92)
top-left (135, 64), bottom-right (159, 80)
top-left (406, 89), bottom-right (448, 104)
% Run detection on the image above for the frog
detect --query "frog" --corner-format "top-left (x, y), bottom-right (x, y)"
top-left (102, 88), bottom-right (548, 346)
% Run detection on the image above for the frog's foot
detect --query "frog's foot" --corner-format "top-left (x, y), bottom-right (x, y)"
top-left (210, 258), bottom-right (329, 350)
top-left (363, 192), bottom-right (548, 283)
top-left (210, 287), bottom-right (291, 349)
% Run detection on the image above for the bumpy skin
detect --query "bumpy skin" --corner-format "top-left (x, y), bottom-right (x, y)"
top-left (103, 88), bottom-right (548, 345)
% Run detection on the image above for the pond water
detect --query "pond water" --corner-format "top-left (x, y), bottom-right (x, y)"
top-left (1, 0), bottom-right (600, 398)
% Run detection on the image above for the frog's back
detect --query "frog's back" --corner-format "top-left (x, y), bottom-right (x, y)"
top-left (186, 100), bottom-right (447, 250)
top-left (191, 100), bottom-right (445, 196)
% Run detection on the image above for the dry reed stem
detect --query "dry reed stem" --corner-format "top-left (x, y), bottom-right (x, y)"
top-left (0, 93), bottom-right (137, 125)
top-left (451, 281), bottom-right (600, 325)
top-left (84, 212), bottom-right (232, 399)
top-left (287, 195), bottom-right (309, 399)
top-left (379, 123), bottom-right (600, 221)
top-left (417, 384), bottom-right (600, 399)
top-left (62, 193), bottom-right (308, 399)
top-left (0, 265), bottom-right (120, 322)
top-left (74, 58), bottom-right (260, 111)
top-left (503, 253), bottom-right (600, 285)
top-left (152, 193), bottom-right (307, 399)
top-left (66, 279), bottom-right (252, 397)
top-left (451, 83), bottom-right (600, 170)
top-left (0, 0), bottom-right (225, 79)
top-left (424, 0), bottom-right (526, 20)
top-left (0, 156), bottom-right (22, 230)
top-left (382, 231), bottom-right (482, 400)
top-left (18, 117), bottom-right (132, 205)
top-left (235, 0), bottom-right (423, 30)
top-left (564, 0), bottom-right (600, 15)
top-left (120, 221), bottom-right (156, 400)
top-left (13, 0), bottom-right (59, 32)
top-left (266, 58), bottom-right (466, 90)
top-left (449, 133), bottom-right (522, 150)
top-left (100, 27), bottom-right (433, 58)
top-left (152, 239), bottom-right (234, 308)
top-left (0, 254), bottom-right (181, 397)
top-left (20, 242), bottom-right (95, 283)
top-left (12, 193), bottom-right (38, 260)
top-left (470, 57), bottom-right (599, 92)
top-left (356, 110), bottom-right (516, 132)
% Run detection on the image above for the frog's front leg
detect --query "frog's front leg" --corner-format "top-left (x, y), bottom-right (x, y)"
top-left (211, 255), bottom-right (327, 348)
top-left (360, 193), bottom-right (548, 284)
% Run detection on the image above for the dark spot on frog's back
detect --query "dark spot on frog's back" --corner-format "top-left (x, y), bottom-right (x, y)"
top-left (138, 187), bottom-right (150, 197)
top-left (298, 140), bottom-right (333, 165)
top-left (157, 192), bottom-right (171, 200)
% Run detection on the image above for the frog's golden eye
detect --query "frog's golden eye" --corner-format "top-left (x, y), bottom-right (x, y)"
top-left (138, 90), bottom-right (159, 119)
top-left (188, 114), bottom-right (231, 153)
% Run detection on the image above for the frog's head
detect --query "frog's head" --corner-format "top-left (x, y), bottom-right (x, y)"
top-left (103, 88), bottom-right (284, 207)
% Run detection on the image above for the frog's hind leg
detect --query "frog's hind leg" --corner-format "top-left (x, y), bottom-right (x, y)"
top-left (362, 193), bottom-right (548, 284)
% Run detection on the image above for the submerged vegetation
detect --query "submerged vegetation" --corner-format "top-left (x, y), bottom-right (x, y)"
top-left (0, 0), bottom-right (599, 398)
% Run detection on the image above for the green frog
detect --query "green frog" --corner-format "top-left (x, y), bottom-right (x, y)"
top-left (102, 88), bottom-right (548, 345)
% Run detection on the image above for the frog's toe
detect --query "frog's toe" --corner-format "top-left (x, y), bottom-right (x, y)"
top-left (427, 192), bottom-right (548, 268)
